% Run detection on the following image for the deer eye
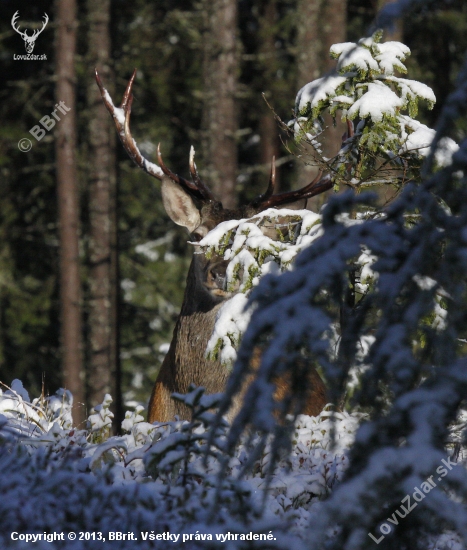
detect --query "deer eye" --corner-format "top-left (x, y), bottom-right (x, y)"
top-left (191, 232), bottom-right (203, 242)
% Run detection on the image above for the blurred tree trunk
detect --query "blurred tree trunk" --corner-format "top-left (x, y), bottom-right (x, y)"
top-left (296, 0), bottom-right (347, 211)
top-left (55, 0), bottom-right (85, 425)
top-left (258, 0), bottom-right (281, 190)
top-left (377, 0), bottom-right (403, 42)
top-left (201, 0), bottom-right (239, 208)
top-left (296, 0), bottom-right (322, 85)
top-left (376, 0), bottom-right (403, 208)
top-left (86, 0), bottom-right (121, 427)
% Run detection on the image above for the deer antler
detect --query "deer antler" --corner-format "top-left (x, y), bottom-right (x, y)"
top-left (97, 70), bottom-right (333, 209)
top-left (250, 157), bottom-right (333, 210)
top-left (95, 69), bottom-right (164, 179)
top-left (11, 11), bottom-right (48, 39)
top-left (31, 13), bottom-right (49, 39)
top-left (95, 69), bottom-right (215, 202)
top-left (157, 145), bottom-right (215, 201)
top-left (11, 11), bottom-right (26, 39)
top-left (189, 146), bottom-right (215, 200)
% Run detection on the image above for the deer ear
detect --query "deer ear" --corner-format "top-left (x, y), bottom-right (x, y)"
top-left (161, 176), bottom-right (201, 233)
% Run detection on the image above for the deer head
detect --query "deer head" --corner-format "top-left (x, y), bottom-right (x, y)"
top-left (95, 69), bottom-right (332, 421)
top-left (11, 11), bottom-right (49, 54)
top-left (95, 69), bottom-right (332, 299)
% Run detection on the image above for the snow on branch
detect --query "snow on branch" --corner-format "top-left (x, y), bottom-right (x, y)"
top-left (212, 46), bottom-right (467, 548)
top-left (292, 31), bottom-right (457, 191)
top-left (0, 380), bottom-right (363, 547)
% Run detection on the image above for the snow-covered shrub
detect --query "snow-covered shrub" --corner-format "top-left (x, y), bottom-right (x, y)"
top-left (293, 30), bottom-right (457, 189)
top-left (201, 32), bottom-right (457, 380)
top-left (208, 29), bottom-right (467, 550)
top-left (0, 380), bottom-right (362, 549)
top-left (1, 379), bottom-right (463, 549)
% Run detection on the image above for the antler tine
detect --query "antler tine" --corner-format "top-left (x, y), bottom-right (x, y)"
top-left (95, 68), bottom-right (164, 181)
top-left (249, 156), bottom-right (276, 208)
top-left (96, 69), bottom-right (215, 202)
top-left (341, 119), bottom-right (354, 143)
top-left (157, 145), bottom-right (213, 202)
top-left (11, 11), bottom-right (25, 37)
top-left (264, 156), bottom-right (276, 200)
top-left (189, 146), bottom-right (216, 201)
top-left (120, 68), bottom-right (136, 111)
top-left (252, 169), bottom-right (333, 210)
top-left (32, 13), bottom-right (49, 38)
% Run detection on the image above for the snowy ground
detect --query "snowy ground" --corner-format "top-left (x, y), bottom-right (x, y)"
top-left (0, 380), bottom-right (463, 549)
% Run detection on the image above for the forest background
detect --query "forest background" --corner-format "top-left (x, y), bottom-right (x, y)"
top-left (0, 0), bottom-right (466, 427)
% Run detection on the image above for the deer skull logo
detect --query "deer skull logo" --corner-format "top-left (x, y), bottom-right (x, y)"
top-left (11, 11), bottom-right (49, 54)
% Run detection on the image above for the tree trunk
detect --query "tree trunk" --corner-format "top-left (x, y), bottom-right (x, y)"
top-left (86, 0), bottom-right (121, 427)
top-left (377, 0), bottom-right (403, 42)
top-left (296, 0), bottom-right (347, 211)
top-left (258, 0), bottom-right (281, 190)
top-left (321, 0), bottom-right (348, 167)
top-left (55, 0), bottom-right (85, 425)
top-left (296, 0), bottom-right (322, 86)
top-left (201, 0), bottom-right (239, 208)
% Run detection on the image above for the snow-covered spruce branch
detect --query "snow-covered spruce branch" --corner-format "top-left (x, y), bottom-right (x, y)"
top-left (292, 31), bottom-right (457, 190)
top-left (199, 208), bottom-right (322, 365)
top-left (201, 32), bottom-right (457, 378)
top-left (209, 52), bottom-right (467, 549)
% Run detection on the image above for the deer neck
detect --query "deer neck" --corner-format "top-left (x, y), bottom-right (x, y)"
top-left (164, 260), bottom-right (228, 391)
top-left (179, 260), bottom-right (223, 316)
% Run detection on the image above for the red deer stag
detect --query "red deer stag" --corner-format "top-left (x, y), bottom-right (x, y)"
top-left (96, 70), bottom-right (332, 422)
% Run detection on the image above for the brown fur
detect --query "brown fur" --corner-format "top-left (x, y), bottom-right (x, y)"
top-left (147, 211), bottom-right (327, 423)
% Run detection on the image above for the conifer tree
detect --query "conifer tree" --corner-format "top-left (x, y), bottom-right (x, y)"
top-left (207, 30), bottom-right (467, 550)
